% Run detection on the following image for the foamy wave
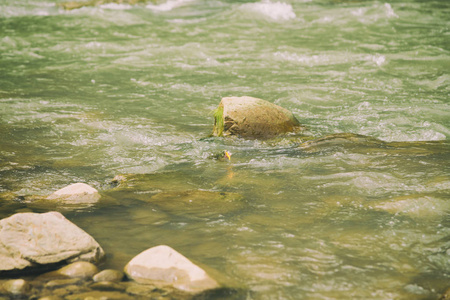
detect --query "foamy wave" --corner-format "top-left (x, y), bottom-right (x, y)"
top-left (99, 3), bottom-right (133, 10)
top-left (384, 3), bottom-right (398, 18)
top-left (146, 0), bottom-right (193, 12)
top-left (240, 0), bottom-right (296, 21)
top-left (274, 51), bottom-right (387, 67)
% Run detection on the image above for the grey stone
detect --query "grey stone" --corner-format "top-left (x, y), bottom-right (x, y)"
top-left (0, 211), bottom-right (105, 274)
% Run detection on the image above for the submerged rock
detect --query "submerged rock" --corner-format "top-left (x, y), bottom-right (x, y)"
top-left (52, 261), bottom-right (99, 279)
top-left (124, 245), bottom-right (219, 294)
top-left (148, 190), bottom-right (244, 218)
top-left (93, 269), bottom-right (124, 283)
top-left (212, 96), bottom-right (302, 139)
top-left (440, 287), bottom-right (450, 300)
top-left (47, 183), bottom-right (100, 204)
top-left (1, 279), bottom-right (31, 296)
top-left (0, 212), bottom-right (105, 275)
top-left (65, 290), bottom-right (134, 300)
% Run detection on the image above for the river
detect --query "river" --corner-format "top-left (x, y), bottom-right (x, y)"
top-left (0, 0), bottom-right (449, 299)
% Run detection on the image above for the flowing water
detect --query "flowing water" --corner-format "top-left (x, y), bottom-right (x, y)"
top-left (1, 0), bottom-right (449, 299)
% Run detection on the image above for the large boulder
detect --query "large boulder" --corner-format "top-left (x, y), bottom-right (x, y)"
top-left (124, 245), bottom-right (219, 294)
top-left (0, 212), bottom-right (105, 275)
top-left (212, 96), bottom-right (302, 139)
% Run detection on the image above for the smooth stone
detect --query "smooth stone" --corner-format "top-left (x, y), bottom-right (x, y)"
top-left (124, 245), bottom-right (219, 294)
top-left (37, 297), bottom-right (63, 300)
top-left (212, 96), bottom-right (302, 139)
top-left (47, 183), bottom-right (101, 204)
top-left (93, 269), bottom-right (124, 282)
top-left (2, 279), bottom-right (30, 295)
top-left (55, 261), bottom-right (99, 279)
top-left (45, 278), bottom-right (81, 288)
top-left (90, 281), bottom-right (126, 292)
top-left (124, 282), bottom-right (158, 295)
top-left (38, 297), bottom-right (63, 300)
top-left (0, 212), bottom-right (105, 274)
top-left (65, 291), bottom-right (134, 300)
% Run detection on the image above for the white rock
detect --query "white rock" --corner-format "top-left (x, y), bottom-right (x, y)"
top-left (0, 212), bottom-right (105, 274)
top-left (124, 245), bottom-right (219, 294)
top-left (47, 183), bottom-right (100, 203)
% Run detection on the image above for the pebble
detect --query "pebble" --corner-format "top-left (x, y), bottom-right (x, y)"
top-left (55, 261), bottom-right (99, 279)
top-left (45, 278), bottom-right (81, 288)
top-left (90, 281), bottom-right (125, 292)
top-left (2, 279), bottom-right (30, 295)
top-left (93, 269), bottom-right (124, 282)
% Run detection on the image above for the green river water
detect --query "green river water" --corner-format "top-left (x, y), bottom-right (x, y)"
top-left (1, 0), bottom-right (449, 299)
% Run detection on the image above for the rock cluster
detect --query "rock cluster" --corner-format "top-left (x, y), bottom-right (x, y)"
top-left (0, 182), bottom-right (244, 299)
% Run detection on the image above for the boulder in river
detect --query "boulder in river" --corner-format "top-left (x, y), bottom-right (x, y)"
top-left (212, 96), bottom-right (302, 139)
top-left (47, 183), bottom-right (100, 204)
top-left (0, 211), bottom-right (105, 275)
top-left (124, 245), bottom-right (219, 294)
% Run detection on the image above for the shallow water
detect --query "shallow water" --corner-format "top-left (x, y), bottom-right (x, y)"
top-left (1, 0), bottom-right (449, 299)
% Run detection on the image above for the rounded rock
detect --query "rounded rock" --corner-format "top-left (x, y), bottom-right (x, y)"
top-left (93, 269), bottom-right (124, 282)
top-left (2, 279), bottom-right (30, 295)
top-left (55, 261), bottom-right (99, 279)
top-left (90, 281), bottom-right (125, 292)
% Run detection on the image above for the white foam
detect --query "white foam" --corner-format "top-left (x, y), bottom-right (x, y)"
top-left (99, 3), bottom-right (133, 10)
top-left (384, 3), bottom-right (398, 18)
top-left (240, 0), bottom-right (296, 21)
top-left (369, 54), bottom-right (386, 66)
top-left (146, 0), bottom-right (193, 12)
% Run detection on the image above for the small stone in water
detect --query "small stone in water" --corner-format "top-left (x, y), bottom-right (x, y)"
top-left (37, 297), bottom-right (63, 300)
top-left (45, 278), bottom-right (81, 288)
top-left (2, 279), bottom-right (30, 295)
top-left (93, 269), bottom-right (124, 282)
top-left (55, 261), bottom-right (99, 279)
top-left (90, 281), bottom-right (125, 292)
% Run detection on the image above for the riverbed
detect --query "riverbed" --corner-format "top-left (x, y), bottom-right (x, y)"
top-left (1, 0), bottom-right (449, 299)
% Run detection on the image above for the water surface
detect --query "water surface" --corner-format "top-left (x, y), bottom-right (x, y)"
top-left (1, 0), bottom-right (449, 299)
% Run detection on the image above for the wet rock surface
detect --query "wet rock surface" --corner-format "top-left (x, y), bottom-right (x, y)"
top-left (212, 96), bottom-right (302, 139)
top-left (47, 183), bottom-right (101, 204)
top-left (93, 269), bottom-right (124, 283)
top-left (124, 245), bottom-right (220, 294)
top-left (0, 212), bottom-right (105, 275)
